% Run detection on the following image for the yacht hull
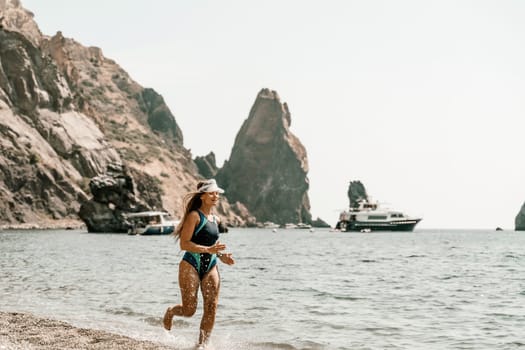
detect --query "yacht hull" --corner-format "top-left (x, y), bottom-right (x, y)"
top-left (138, 225), bottom-right (175, 235)
top-left (338, 219), bottom-right (421, 232)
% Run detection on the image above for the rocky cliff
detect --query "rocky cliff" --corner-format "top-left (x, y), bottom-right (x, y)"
top-left (216, 88), bottom-right (311, 225)
top-left (0, 0), bottom-right (251, 228)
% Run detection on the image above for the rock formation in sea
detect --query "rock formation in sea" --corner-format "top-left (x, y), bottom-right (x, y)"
top-left (514, 203), bottom-right (525, 230)
top-left (194, 152), bottom-right (219, 179)
top-left (348, 180), bottom-right (369, 208)
top-left (0, 0), bottom-right (252, 228)
top-left (216, 88), bottom-right (312, 225)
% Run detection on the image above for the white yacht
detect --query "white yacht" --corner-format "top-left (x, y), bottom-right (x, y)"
top-left (335, 200), bottom-right (421, 232)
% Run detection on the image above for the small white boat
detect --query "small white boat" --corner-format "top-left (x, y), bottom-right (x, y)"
top-left (284, 223), bottom-right (298, 229)
top-left (124, 211), bottom-right (179, 235)
top-left (263, 221), bottom-right (280, 229)
top-left (295, 223), bottom-right (312, 229)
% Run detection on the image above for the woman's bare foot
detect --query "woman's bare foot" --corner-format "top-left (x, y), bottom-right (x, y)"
top-left (162, 307), bottom-right (174, 330)
top-left (198, 329), bottom-right (211, 348)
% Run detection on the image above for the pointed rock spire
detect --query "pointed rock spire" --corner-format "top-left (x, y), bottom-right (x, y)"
top-left (216, 88), bottom-right (311, 225)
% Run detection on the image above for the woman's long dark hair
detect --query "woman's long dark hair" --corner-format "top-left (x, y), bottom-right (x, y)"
top-left (174, 182), bottom-right (205, 239)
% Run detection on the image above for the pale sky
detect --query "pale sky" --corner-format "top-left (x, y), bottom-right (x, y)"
top-left (21, 0), bottom-right (525, 229)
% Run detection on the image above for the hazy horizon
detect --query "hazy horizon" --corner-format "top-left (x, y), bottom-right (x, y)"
top-left (20, 0), bottom-right (525, 229)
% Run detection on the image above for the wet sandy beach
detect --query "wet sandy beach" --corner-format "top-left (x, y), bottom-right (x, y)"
top-left (0, 312), bottom-right (176, 350)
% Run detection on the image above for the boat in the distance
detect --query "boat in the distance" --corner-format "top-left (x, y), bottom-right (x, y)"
top-left (335, 199), bottom-right (421, 232)
top-left (262, 221), bottom-right (280, 229)
top-left (281, 222), bottom-right (313, 230)
top-left (124, 211), bottom-right (179, 235)
top-left (295, 223), bottom-right (312, 229)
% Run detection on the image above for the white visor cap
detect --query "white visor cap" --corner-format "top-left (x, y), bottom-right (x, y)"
top-left (198, 179), bottom-right (225, 194)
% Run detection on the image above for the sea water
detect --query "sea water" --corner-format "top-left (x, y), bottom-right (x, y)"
top-left (1, 228), bottom-right (524, 350)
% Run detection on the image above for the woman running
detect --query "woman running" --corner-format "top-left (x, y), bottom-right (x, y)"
top-left (163, 179), bottom-right (235, 348)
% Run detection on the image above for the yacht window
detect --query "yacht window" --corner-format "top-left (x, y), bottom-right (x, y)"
top-left (368, 215), bottom-right (387, 220)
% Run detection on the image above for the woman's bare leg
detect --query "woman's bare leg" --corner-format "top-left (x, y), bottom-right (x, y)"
top-left (198, 266), bottom-right (220, 345)
top-left (163, 261), bottom-right (200, 330)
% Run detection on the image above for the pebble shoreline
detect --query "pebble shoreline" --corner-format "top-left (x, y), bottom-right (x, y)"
top-left (0, 312), bottom-right (177, 350)
top-left (0, 219), bottom-right (86, 231)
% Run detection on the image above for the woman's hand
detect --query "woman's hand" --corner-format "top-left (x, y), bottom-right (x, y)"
top-left (208, 241), bottom-right (226, 254)
top-left (218, 253), bottom-right (235, 265)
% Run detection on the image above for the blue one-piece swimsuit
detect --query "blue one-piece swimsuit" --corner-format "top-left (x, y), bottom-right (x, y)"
top-left (182, 211), bottom-right (220, 280)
